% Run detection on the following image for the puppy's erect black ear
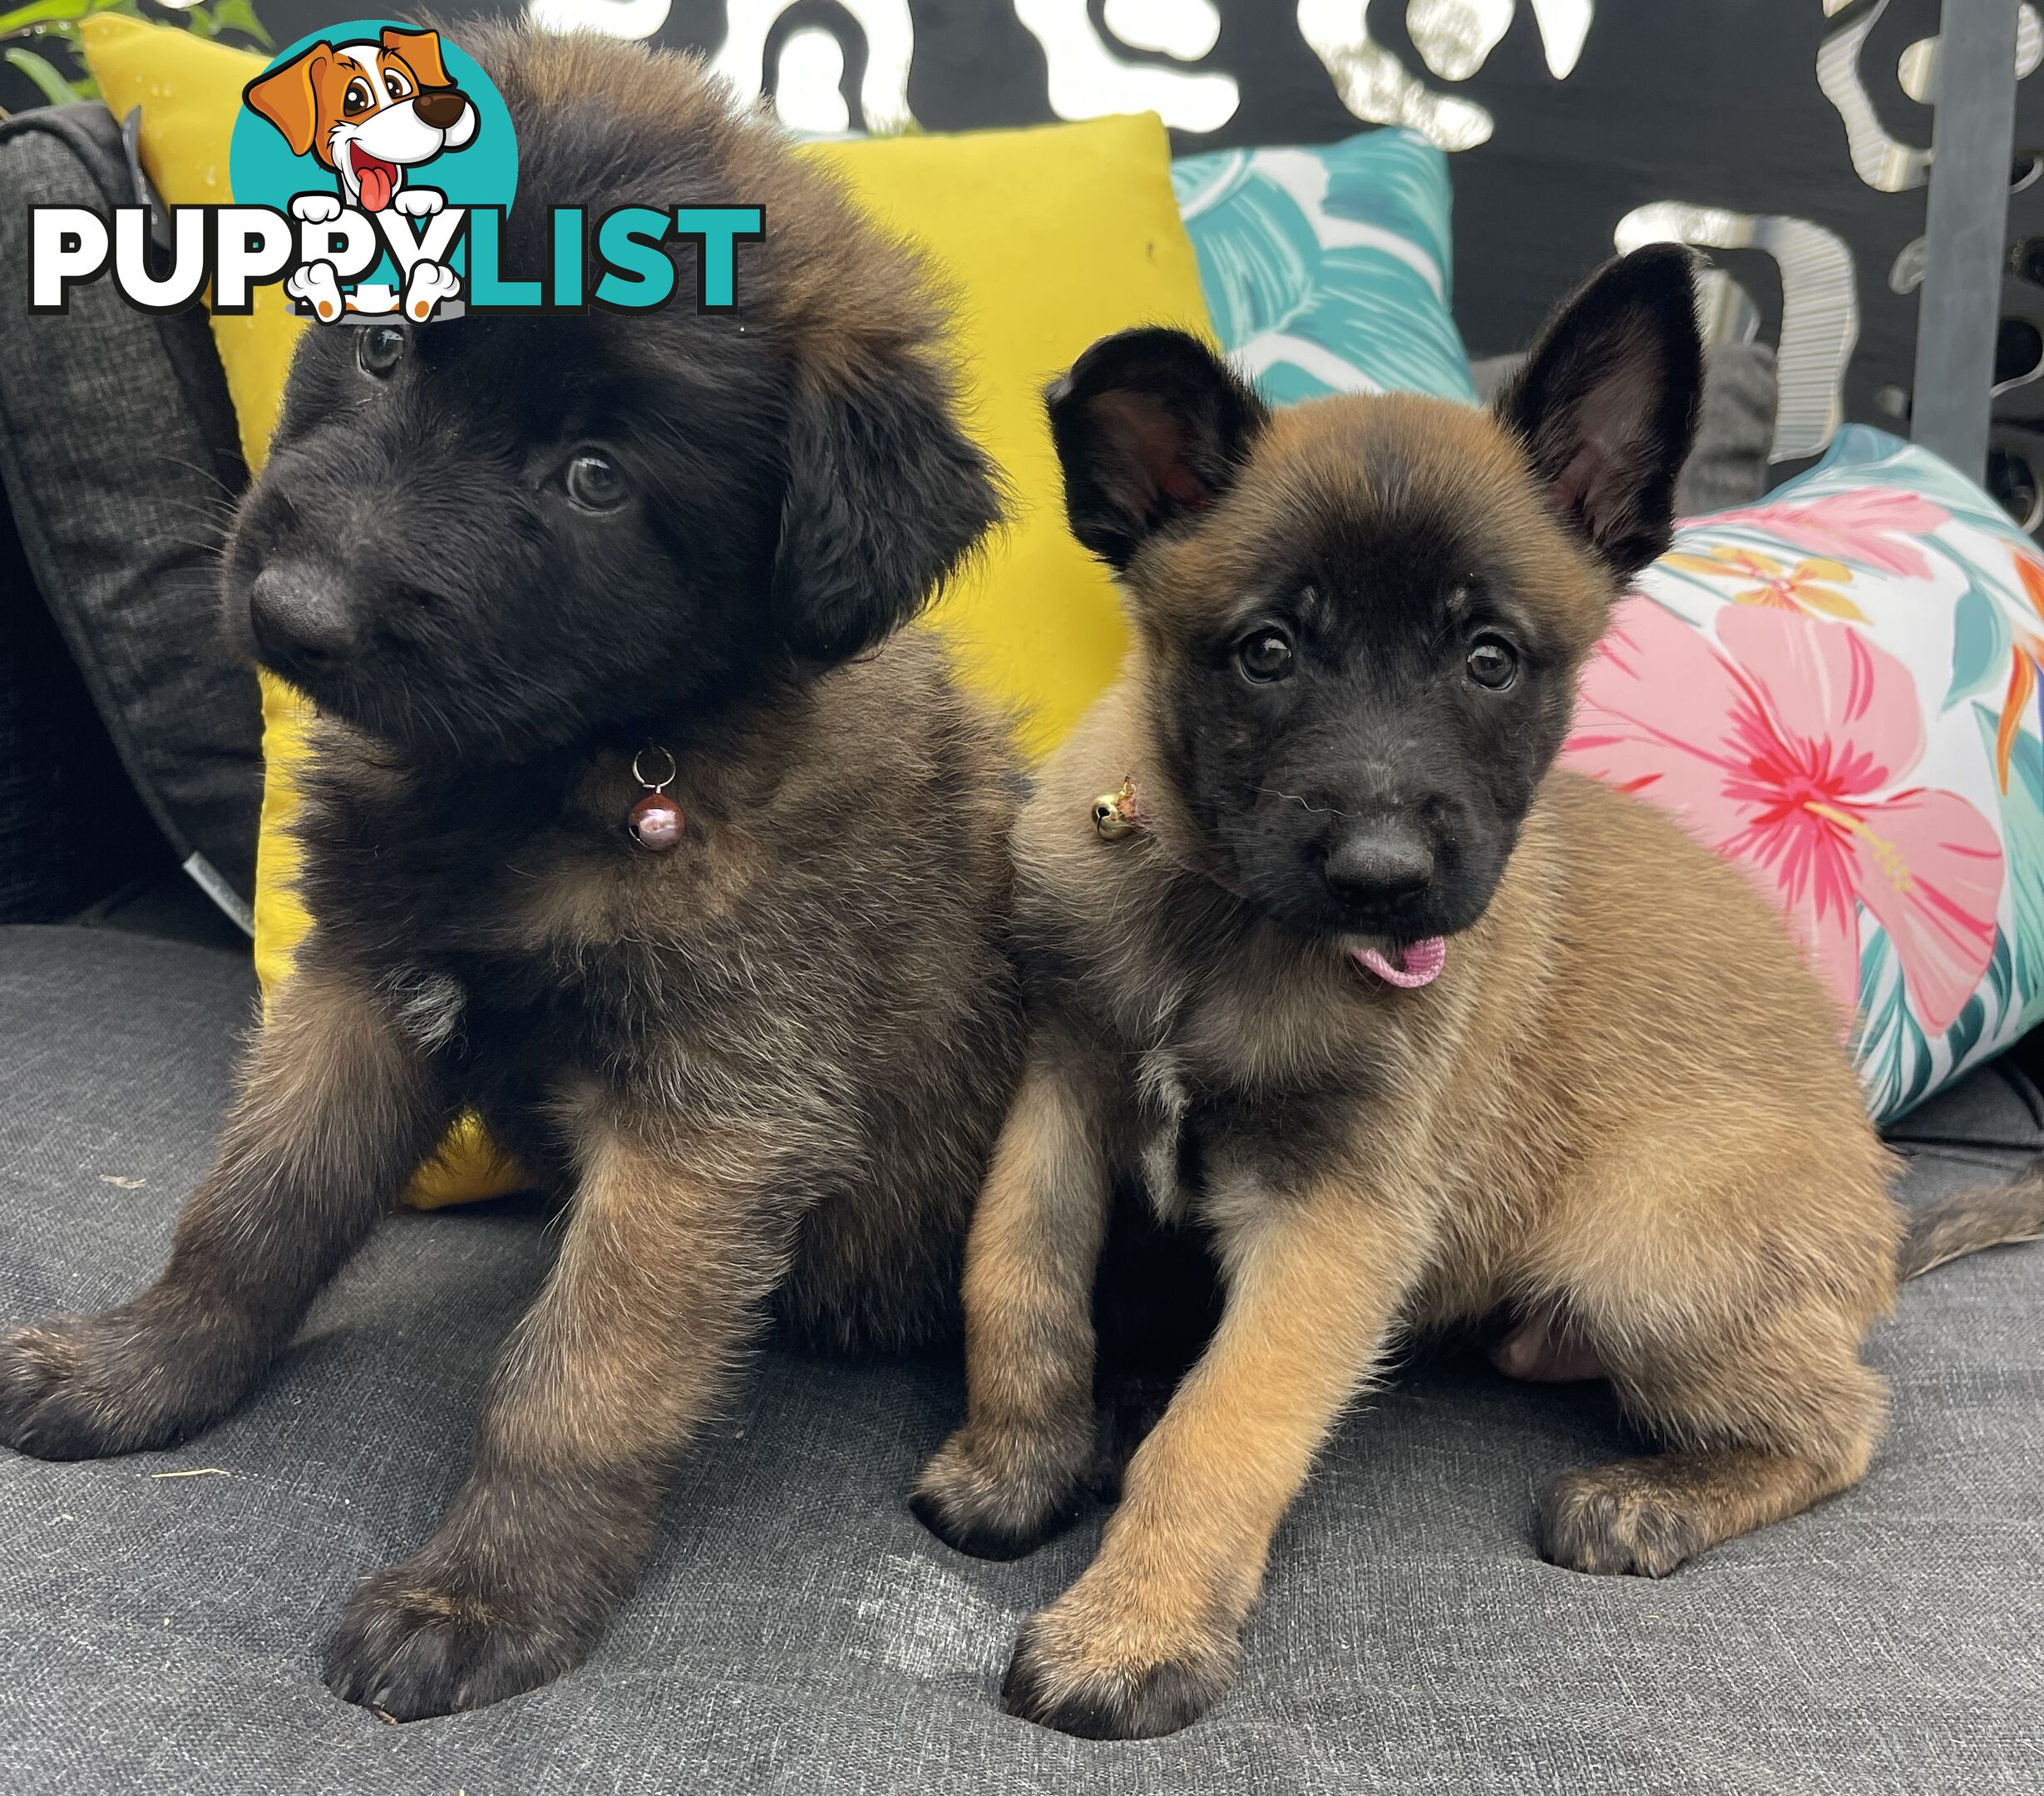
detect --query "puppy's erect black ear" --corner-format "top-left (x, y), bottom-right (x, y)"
top-left (1494, 244), bottom-right (1703, 580)
top-left (773, 353), bottom-right (1001, 665)
top-left (1047, 327), bottom-right (1268, 571)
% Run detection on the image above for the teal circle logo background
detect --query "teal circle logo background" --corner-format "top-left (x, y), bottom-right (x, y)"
top-left (228, 21), bottom-right (516, 217)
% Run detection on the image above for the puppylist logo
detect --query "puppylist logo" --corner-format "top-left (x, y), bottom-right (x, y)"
top-left (237, 22), bottom-right (506, 323)
top-left (29, 20), bottom-right (763, 327)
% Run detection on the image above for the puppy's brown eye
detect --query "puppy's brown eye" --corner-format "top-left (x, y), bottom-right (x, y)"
top-left (1467, 634), bottom-right (1518, 690)
top-left (565, 451), bottom-right (628, 511)
top-left (357, 326), bottom-right (404, 377)
top-left (343, 78), bottom-right (374, 114)
top-left (1237, 629), bottom-right (1294, 683)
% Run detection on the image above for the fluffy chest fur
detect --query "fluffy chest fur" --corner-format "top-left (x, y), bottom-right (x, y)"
top-left (288, 640), bottom-right (1024, 1202)
top-left (1015, 688), bottom-right (1488, 1233)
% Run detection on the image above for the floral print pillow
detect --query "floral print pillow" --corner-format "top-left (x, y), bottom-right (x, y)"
top-left (1173, 130), bottom-right (1478, 407)
top-left (1564, 426), bottom-right (2044, 1122)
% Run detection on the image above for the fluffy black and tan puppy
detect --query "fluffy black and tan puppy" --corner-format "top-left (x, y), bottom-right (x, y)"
top-left (0, 28), bottom-right (1020, 1717)
top-left (911, 248), bottom-right (2044, 1739)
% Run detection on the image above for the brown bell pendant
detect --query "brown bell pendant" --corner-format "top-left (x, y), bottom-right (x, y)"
top-left (628, 790), bottom-right (684, 851)
top-left (626, 746), bottom-right (684, 851)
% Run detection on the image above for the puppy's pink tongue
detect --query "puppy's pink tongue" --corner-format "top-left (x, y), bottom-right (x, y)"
top-left (357, 160), bottom-right (394, 212)
top-left (1352, 936), bottom-right (1446, 989)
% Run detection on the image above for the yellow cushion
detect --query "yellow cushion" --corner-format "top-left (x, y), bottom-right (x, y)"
top-left (798, 126), bottom-right (1208, 752)
top-left (84, 17), bottom-right (1212, 1203)
top-left (83, 17), bottom-right (305, 465)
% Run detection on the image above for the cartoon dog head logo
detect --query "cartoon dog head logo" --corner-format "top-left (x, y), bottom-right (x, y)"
top-left (230, 22), bottom-right (516, 327)
top-left (242, 26), bottom-right (478, 217)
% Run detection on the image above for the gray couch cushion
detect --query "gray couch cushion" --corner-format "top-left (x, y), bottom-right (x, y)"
top-left (0, 106), bottom-right (260, 920)
top-left (0, 925), bottom-right (2037, 1793)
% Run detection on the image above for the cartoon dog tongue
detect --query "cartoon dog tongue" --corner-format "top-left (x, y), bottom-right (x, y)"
top-left (354, 151), bottom-right (397, 212)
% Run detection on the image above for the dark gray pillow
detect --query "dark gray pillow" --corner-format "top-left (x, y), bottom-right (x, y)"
top-left (1471, 340), bottom-right (1780, 520)
top-left (0, 104), bottom-right (259, 924)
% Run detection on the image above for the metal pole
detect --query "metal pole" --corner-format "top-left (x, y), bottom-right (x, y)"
top-left (1913, 0), bottom-right (2020, 481)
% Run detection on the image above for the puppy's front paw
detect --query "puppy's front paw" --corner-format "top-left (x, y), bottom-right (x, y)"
top-left (1001, 1586), bottom-right (1240, 1740)
top-left (289, 192), bottom-right (342, 224)
top-left (0, 1306), bottom-right (251, 1461)
top-left (323, 1557), bottom-right (589, 1720)
top-left (392, 187), bottom-right (445, 218)
top-left (1538, 1463), bottom-right (1709, 1578)
top-left (910, 1419), bottom-right (1092, 1561)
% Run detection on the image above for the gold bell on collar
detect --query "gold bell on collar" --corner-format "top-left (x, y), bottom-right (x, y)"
top-left (1092, 776), bottom-right (1138, 841)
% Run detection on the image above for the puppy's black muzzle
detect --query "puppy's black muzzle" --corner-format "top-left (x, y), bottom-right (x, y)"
top-left (1316, 818), bottom-right (1438, 930)
top-left (247, 560), bottom-right (361, 672)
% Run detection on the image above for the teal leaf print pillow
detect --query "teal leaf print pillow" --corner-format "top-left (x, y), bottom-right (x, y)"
top-left (1173, 130), bottom-right (1477, 407)
top-left (1564, 426), bottom-right (2044, 1122)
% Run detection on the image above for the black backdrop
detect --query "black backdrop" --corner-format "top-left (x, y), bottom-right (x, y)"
top-left (35, 2), bottom-right (2044, 499)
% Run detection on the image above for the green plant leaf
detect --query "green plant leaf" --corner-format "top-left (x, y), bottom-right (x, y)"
top-left (198, 0), bottom-right (270, 48)
top-left (1990, 922), bottom-right (2017, 1015)
top-left (1975, 700), bottom-right (2044, 1034)
top-left (1946, 583), bottom-right (2012, 711)
top-left (1854, 925), bottom-right (1938, 1121)
top-left (1945, 989), bottom-right (1987, 1070)
top-left (0, 0), bottom-right (98, 36)
top-left (3, 44), bottom-right (81, 106)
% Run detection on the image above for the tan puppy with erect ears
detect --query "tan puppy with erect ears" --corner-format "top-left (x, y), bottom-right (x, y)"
top-left (911, 247), bottom-right (2044, 1739)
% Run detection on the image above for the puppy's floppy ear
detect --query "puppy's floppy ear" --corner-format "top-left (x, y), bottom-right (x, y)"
top-left (772, 350), bottom-right (1002, 664)
top-left (381, 26), bottom-right (452, 91)
top-left (1047, 327), bottom-right (1267, 572)
top-left (1494, 244), bottom-right (1703, 580)
top-left (243, 43), bottom-right (332, 160)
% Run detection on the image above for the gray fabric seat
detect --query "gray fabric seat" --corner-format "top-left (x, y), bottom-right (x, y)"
top-left (0, 924), bottom-right (2037, 1794)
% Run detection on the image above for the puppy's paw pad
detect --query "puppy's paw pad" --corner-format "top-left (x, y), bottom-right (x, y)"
top-left (323, 1563), bottom-right (581, 1721)
top-left (1538, 1466), bottom-right (1709, 1578)
top-left (1000, 1608), bottom-right (1237, 1740)
top-left (910, 1427), bottom-right (1087, 1562)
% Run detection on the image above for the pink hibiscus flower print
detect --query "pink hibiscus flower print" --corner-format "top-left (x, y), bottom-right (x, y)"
top-left (1565, 599), bottom-right (2002, 1036)
top-left (1692, 488), bottom-right (1950, 580)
